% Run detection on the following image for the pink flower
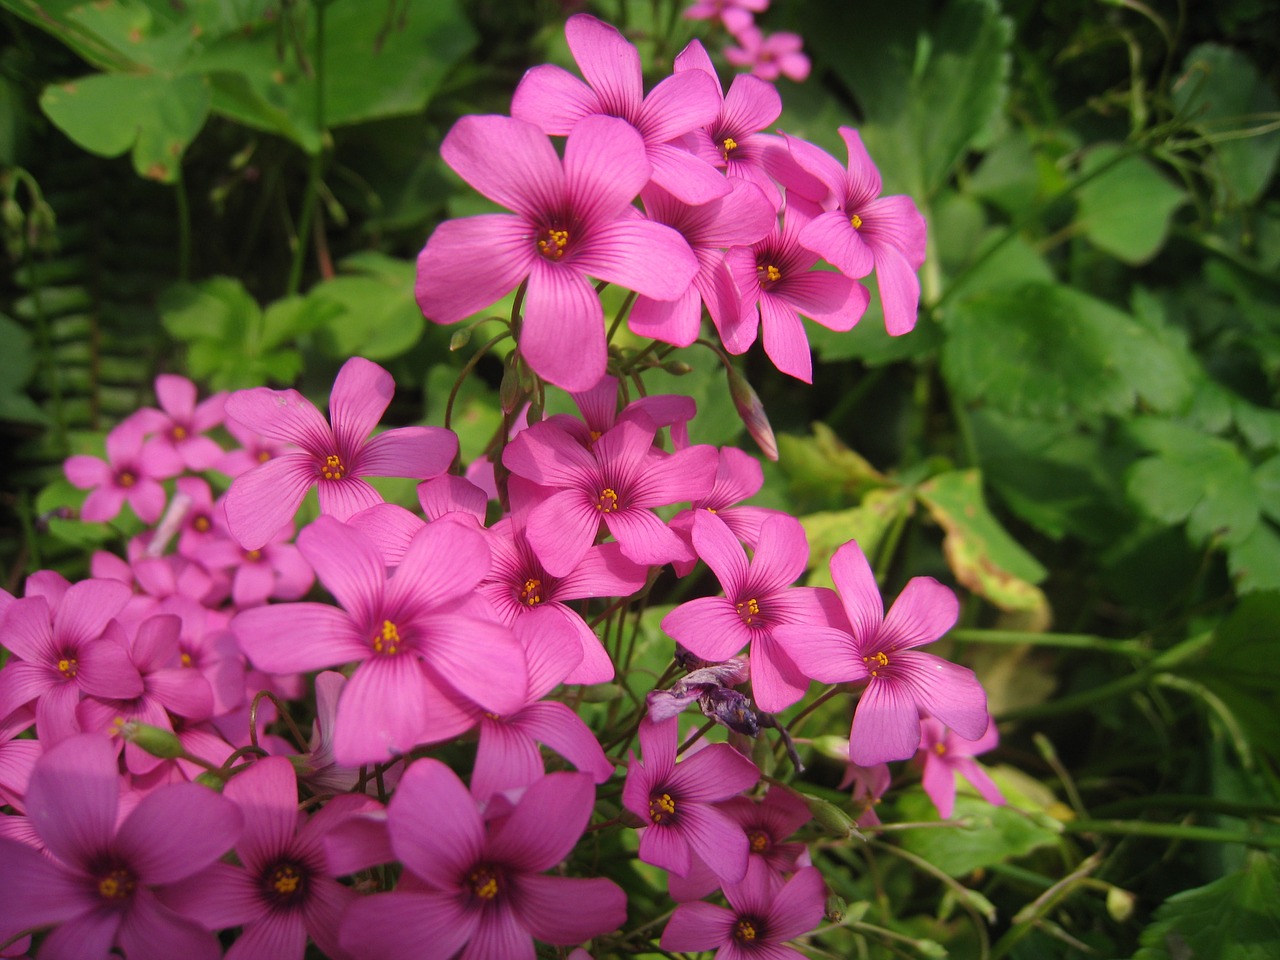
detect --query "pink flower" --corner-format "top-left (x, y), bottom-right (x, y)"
top-left (133, 374), bottom-right (227, 471)
top-left (232, 516), bottom-right (526, 765)
top-left (223, 357), bottom-right (457, 550)
top-left (416, 113), bottom-right (698, 392)
top-left (722, 209), bottom-right (868, 383)
top-left (64, 416), bottom-right (184, 524)
top-left (339, 760), bottom-right (627, 960)
top-left (918, 716), bottom-right (1005, 819)
top-left (662, 512), bottom-right (840, 712)
top-left (215, 417), bottom-right (295, 478)
top-left (161, 756), bottom-right (378, 960)
top-left (622, 717), bottom-right (760, 881)
top-left (774, 540), bottom-right (989, 766)
top-left (512, 14), bottom-right (728, 205)
top-left (724, 27), bottom-right (811, 84)
top-left (0, 733), bottom-right (242, 960)
top-left (840, 757), bottom-right (891, 827)
top-left (683, 0), bottom-right (768, 35)
top-left (778, 128), bottom-right (928, 334)
top-left (661, 861), bottom-right (827, 959)
top-left (503, 417), bottom-right (718, 577)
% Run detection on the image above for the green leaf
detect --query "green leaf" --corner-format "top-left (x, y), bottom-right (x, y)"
top-left (799, 489), bottom-right (916, 590)
top-left (40, 72), bottom-right (210, 182)
top-left (309, 257), bottom-right (424, 362)
top-left (915, 469), bottom-right (1050, 627)
top-left (1076, 146), bottom-right (1186, 265)
top-left (1173, 44), bottom-right (1280, 208)
top-left (1228, 522), bottom-right (1280, 594)
top-left (0, 314), bottom-right (47, 426)
top-left (1132, 852), bottom-right (1280, 960)
top-left (776, 423), bottom-right (889, 507)
top-left (895, 790), bottom-right (1060, 878)
top-left (942, 282), bottom-right (1195, 421)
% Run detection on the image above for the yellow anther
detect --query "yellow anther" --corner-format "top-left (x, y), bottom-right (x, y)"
top-left (271, 865), bottom-right (302, 895)
top-left (748, 829), bottom-right (770, 853)
top-left (863, 650), bottom-right (889, 676)
top-left (257, 450), bottom-right (272, 463)
top-left (736, 597), bottom-right (761, 624)
top-left (321, 453), bottom-right (346, 481)
top-left (118, 471), bottom-right (137, 488)
top-left (721, 136), bottom-right (739, 160)
top-left (245, 549), bottom-right (262, 562)
top-left (98, 868), bottom-right (135, 901)
top-left (596, 488), bottom-right (620, 512)
top-left (537, 228), bottom-right (570, 260)
top-left (372, 620), bottom-right (401, 656)
top-left (57, 657), bottom-right (77, 677)
top-left (193, 515), bottom-right (211, 532)
top-left (850, 213), bottom-right (863, 229)
top-left (734, 919), bottom-right (758, 942)
top-left (171, 425), bottom-right (188, 441)
top-left (648, 792), bottom-right (677, 824)
top-left (934, 742), bottom-right (947, 755)
top-left (520, 578), bottom-right (543, 606)
top-left (180, 652), bottom-right (193, 667)
top-left (469, 867), bottom-right (499, 900)
top-left (757, 263), bottom-right (781, 285)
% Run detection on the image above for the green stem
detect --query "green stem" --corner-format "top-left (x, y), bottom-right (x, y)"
top-left (1062, 819), bottom-right (1280, 849)
top-left (949, 629), bottom-right (1154, 658)
top-left (443, 331), bottom-right (512, 432)
top-left (173, 168), bottom-right (191, 282)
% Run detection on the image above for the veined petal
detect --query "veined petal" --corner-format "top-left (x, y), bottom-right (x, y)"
top-left (628, 288), bottom-right (702, 347)
top-left (329, 357), bottom-right (394, 457)
top-left (25, 734), bottom-right (118, 872)
top-left (575, 217), bottom-right (699, 302)
top-left (470, 720), bottom-right (544, 801)
top-left (638, 822), bottom-right (691, 876)
top-left (440, 115), bottom-right (566, 221)
top-left (849, 678), bottom-right (922, 766)
top-left (512, 874), bottom-right (627, 944)
top-left (525, 489), bottom-right (602, 579)
top-left (416, 614), bottom-right (527, 715)
top-left (58, 579), bottom-right (133, 648)
top-left (765, 865), bottom-right (828, 941)
top-left (563, 115), bottom-right (652, 226)
top-left (721, 74), bottom-right (782, 138)
top-left (297, 516), bottom-right (386, 626)
top-left (116, 783), bottom-right (241, 883)
top-left (222, 757), bottom-right (298, 873)
top-left (37, 906), bottom-right (123, 960)
top-left (554, 540), bottom-right (648, 602)
top-left (520, 261), bottom-right (607, 392)
top-left (416, 214), bottom-right (536, 325)
top-left (232, 603), bottom-right (365, 675)
top-left (759, 295), bottom-right (813, 383)
top-left (669, 742), bottom-right (759, 803)
top-left (871, 237), bottom-right (922, 336)
top-left (745, 513), bottom-right (809, 594)
top-left (798, 210), bottom-right (875, 279)
top-left (829, 540), bottom-right (884, 643)
top-left (527, 605), bottom-right (613, 686)
top-left (332, 657), bottom-right (430, 766)
top-left (339, 891), bottom-right (476, 960)
top-left (773, 624), bottom-right (864, 684)
top-left (224, 454), bottom-right (317, 551)
top-left (626, 442), bottom-right (718, 507)
top-left (487, 771), bottom-right (594, 872)
top-left (462, 901), bottom-right (533, 960)
top-left (663, 596), bottom-right (751, 662)
top-left (637, 69), bottom-right (722, 142)
top-left (605, 507), bottom-right (691, 568)
top-left (361, 426), bottom-right (456, 480)
top-left (648, 142), bottom-right (733, 206)
top-left (895, 651), bottom-right (989, 740)
top-left (678, 802), bottom-right (751, 884)
top-left (225, 388), bottom-right (332, 452)
top-left (387, 758), bottom-right (483, 885)
top-left (385, 520), bottom-right (492, 615)
top-left (690, 510), bottom-right (750, 597)
top-left (510, 64), bottom-right (598, 136)
top-left (316, 476), bottom-right (384, 522)
top-left (516, 701), bottom-right (615, 783)
top-left (880, 576), bottom-right (959, 652)
top-left (502, 420), bottom-right (601, 489)
top-left (748, 633), bottom-right (810, 713)
top-left (661, 900), bottom-right (735, 952)
top-left (117, 887), bottom-right (222, 960)
top-left (782, 270), bottom-right (866, 330)
top-left (838, 127), bottom-right (884, 206)
top-left (566, 13), bottom-right (643, 119)
top-left (224, 911), bottom-right (307, 960)
top-left (0, 838), bottom-right (99, 944)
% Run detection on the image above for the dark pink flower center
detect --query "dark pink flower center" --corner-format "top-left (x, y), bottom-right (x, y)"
top-left (520, 578), bottom-right (543, 606)
top-left (756, 262), bottom-right (782, 290)
top-left (96, 865), bottom-right (136, 902)
top-left (192, 514), bottom-right (212, 532)
top-left (850, 213), bottom-right (863, 229)
top-left (170, 424), bottom-right (188, 441)
top-left (734, 916), bottom-right (765, 942)
top-left (263, 861), bottom-right (307, 904)
top-left (648, 791), bottom-right (677, 824)
top-left (469, 864), bottom-right (501, 901)
top-left (747, 828), bottom-right (771, 853)
top-left (117, 470), bottom-right (137, 488)
top-left (596, 487), bottom-right (620, 512)
top-left (57, 653), bottom-right (78, 678)
top-left (736, 596), bottom-right (761, 625)
top-left (720, 135), bottom-right (739, 162)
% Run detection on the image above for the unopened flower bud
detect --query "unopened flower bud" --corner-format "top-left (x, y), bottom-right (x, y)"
top-left (1106, 885), bottom-right (1136, 922)
top-left (194, 771), bottom-right (228, 791)
top-left (662, 360), bottom-right (694, 375)
top-left (825, 892), bottom-right (847, 923)
top-left (116, 720), bottom-right (185, 759)
top-left (726, 364), bottom-right (777, 460)
top-left (449, 327), bottom-right (472, 351)
top-left (803, 793), bottom-right (860, 839)
top-left (499, 355), bottom-right (529, 414)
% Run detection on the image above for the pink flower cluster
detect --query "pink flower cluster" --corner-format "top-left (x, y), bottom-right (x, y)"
top-left (685, 0), bottom-right (811, 84)
top-left (416, 13), bottom-right (923, 388)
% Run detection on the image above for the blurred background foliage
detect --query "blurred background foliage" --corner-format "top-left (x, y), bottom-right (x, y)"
top-left (2, 0), bottom-right (1279, 957)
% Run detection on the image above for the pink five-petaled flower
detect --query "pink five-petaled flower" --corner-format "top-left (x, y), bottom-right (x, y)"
top-left (662, 511), bottom-right (840, 713)
top-left (512, 14), bottom-right (727, 205)
top-left (0, 733), bottom-right (242, 960)
top-left (132, 374), bottom-right (227, 471)
top-left (622, 717), bottom-right (760, 882)
top-left (723, 209), bottom-right (868, 383)
top-left (779, 128), bottom-right (928, 335)
top-left (661, 861), bottom-right (827, 960)
top-left (222, 356), bottom-right (457, 551)
top-left (339, 760), bottom-right (627, 960)
top-left (683, 0), bottom-right (767, 35)
top-left (64, 415), bottom-right (184, 524)
top-left (232, 516), bottom-right (526, 766)
top-left (503, 417), bottom-right (717, 577)
top-left (161, 756), bottom-right (377, 960)
top-left (774, 539), bottom-right (989, 766)
top-left (918, 716), bottom-right (1005, 819)
top-left (724, 27), bottom-right (811, 84)
top-left (415, 113), bottom-right (699, 393)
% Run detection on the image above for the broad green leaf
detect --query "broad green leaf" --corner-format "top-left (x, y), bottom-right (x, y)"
top-left (1254, 457), bottom-right (1280, 524)
top-left (1229, 521), bottom-right (1280, 594)
top-left (1132, 852), bottom-right (1280, 960)
top-left (1173, 44), bottom-right (1280, 208)
top-left (916, 469), bottom-right (1050, 627)
top-left (311, 273), bottom-right (424, 361)
top-left (776, 423), bottom-right (889, 508)
top-left (800, 488), bottom-right (916, 590)
top-left (1197, 593), bottom-right (1280, 753)
top-left (942, 282), bottom-right (1194, 420)
top-left (896, 790), bottom-right (1060, 878)
top-left (1076, 146), bottom-right (1186, 265)
top-left (0, 314), bottom-right (47, 426)
top-left (40, 72), bottom-right (210, 182)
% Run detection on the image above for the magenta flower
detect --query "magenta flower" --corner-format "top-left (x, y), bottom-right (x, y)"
top-left (0, 734), bottom-right (242, 960)
top-left (161, 756), bottom-right (377, 960)
top-left (416, 113), bottom-right (698, 392)
top-left (233, 516), bottom-right (526, 765)
top-left (840, 757), bottom-right (891, 827)
top-left (919, 716), bottom-right (1005, 819)
top-left (202, 516), bottom-right (314, 609)
top-left (774, 540), bottom-right (989, 766)
top-left (779, 128), bottom-right (928, 334)
top-left (661, 862), bottom-right (827, 959)
top-left (339, 760), bottom-right (627, 960)
top-left (0, 577), bottom-right (140, 743)
top-left (722, 210), bottom-right (868, 382)
top-left (724, 27), bottom-right (811, 84)
top-left (504, 417), bottom-right (717, 577)
top-left (683, 0), bottom-right (767, 34)
top-left (622, 717), bottom-right (760, 881)
top-left (64, 416), bottom-right (184, 524)
top-left (132, 374), bottom-right (227, 471)
top-left (223, 356), bottom-right (457, 550)
top-left (512, 14), bottom-right (727, 205)
top-left (215, 417), bottom-right (295, 478)
top-left (550, 374), bottom-right (697, 449)
top-left (662, 512), bottom-right (840, 713)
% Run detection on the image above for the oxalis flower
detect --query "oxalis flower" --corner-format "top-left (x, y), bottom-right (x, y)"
top-left (339, 760), bottom-right (626, 960)
top-left (0, 733), bottom-right (242, 960)
top-left (774, 539), bottom-right (989, 766)
top-left (415, 113), bottom-right (699, 392)
top-left (223, 356), bottom-right (457, 551)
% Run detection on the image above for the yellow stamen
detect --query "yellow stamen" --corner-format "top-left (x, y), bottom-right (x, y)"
top-left (245, 549), bottom-right (262, 562)
top-left (721, 136), bottom-right (738, 161)
top-left (171, 425), bottom-right (188, 441)
top-left (757, 263), bottom-right (781, 285)
top-left (934, 742), bottom-right (947, 755)
top-left (537, 228), bottom-right (570, 260)
top-left (270, 864), bottom-right (302, 896)
top-left (321, 454), bottom-right (345, 481)
top-left (748, 829), bottom-right (770, 853)
top-left (469, 866), bottom-right (499, 900)
top-left (863, 650), bottom-right (889, 677)
top-left (97, 868), bottom-right (135, 901)
top-left (118, 471), bottom-right (137, 488)
top-left (372, 620), bottom-right (401, 655)
top-left (57, 657), bottom-right (78, 678)
top-left (180, 652), bottom-right (193, 667)
top-left (736, 597), bottom-right (761, 624)
top-left (648, 792), bottom-right (677, 824)
top-left (193, 515), bottom-right (211, 532)
top-left (734, 919), bottom-right (758, 942)
top-left (257, 450), bottom-right (272, 463)
top-left (520, 578), bottom-right (543, 606)
top-left (849, 213), bottom-right (863, 229)
top-left (596, 487), bottom-right (620, 512)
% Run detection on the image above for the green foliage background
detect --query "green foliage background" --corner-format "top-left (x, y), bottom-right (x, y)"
top-left (2, 0), bottom-right (1279, 957)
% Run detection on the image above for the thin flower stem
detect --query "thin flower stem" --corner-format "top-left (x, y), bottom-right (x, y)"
top-left (443, 330), bottom-right (512, 432)
top-left (606, 289), bottom-right (638, 345)
top-left (1061, 819), bottom-right (1280, 848)
top-left (675, 718), bottom-right (717, 756)
top-left (949, 628), bottom-right (1153, 658)
top-left (867, 840), bottom-right (992, 960)
top-left (787, 686), bottom-right (841, 736)
top-left (249, 689), bottom-right (309, 753)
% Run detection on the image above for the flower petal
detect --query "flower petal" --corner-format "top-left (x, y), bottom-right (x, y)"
top-left (849, 678), bottom-right (922, 766)
top-left (331, 657), bottom-right (430, 766)
top-left (388, 758), bottom-right (483, 886)
top-left (25, 733), bottom-right (119, 872)
top-left (519, 262), bottom-right (607, 392)
top-left (880, 576), bottom-right (959, 652)
top-left (512, 874), bottom-right (627, 945)
top-left (416, 214), bottom-right (536, 325)
top-left (224, 454), bottom-right (317, 551)
top-left (339, 892), bottom-right (475, 960)
top-left (440, 115), bottom-right (566, 221)
top-left (115, 782), bottom-right (242, 884)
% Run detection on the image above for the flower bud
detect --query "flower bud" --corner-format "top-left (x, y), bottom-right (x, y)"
top-left (726, 364), bottom-right (777, 461)
top-left (118, 720), bottom-right (185, 759)
top-left (194, 771), bottom-right (228, 791)
top-left (449, 327), bottom-right (472, 351)
top-left (825, 892), bottom-right (847, 923)
top-left (802, 793), bottom-right (861, 839)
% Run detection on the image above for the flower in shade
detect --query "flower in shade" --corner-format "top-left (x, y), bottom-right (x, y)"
top-left (776, 128), bottom-right (928, 335)
top-left (64, 416), bottom-right (184, 524)
top-left (338, 759), bottom-right (627, 960)
top-left (683, 0), bottom-right (767, 34)
top-left (661, 861), bottom-right (826, 959)
top-left (512, 14), bottom-right (727, 205)
top-left (918, 716), bottom-right (1005, 819)
top-left (774, 539), bottom-right (989, 766)
top-left (503, 417), bottom-right (717, 577)
top-left (724, 27), bottom-right (811, 84)
top-left (722, 209), bottom-right (868, 383)
top-left (222, 356), bottom-right (457, 551)
top-left (839, 757), bottom-right (891, 827)
top-left (232, 516), bottom-right (526, 766)
top-left (662, 512), bottom-right (841, 713)
top-left (132, 374), bottom-right (227, 471)
top-left (0, 733), bottom-right (242, 960)
top-left (622, 717), bottom-right (760, 881)
top-left (415, 113), bottom-right (699, 392)
top-left (161, 756), bottom-right (378, 960)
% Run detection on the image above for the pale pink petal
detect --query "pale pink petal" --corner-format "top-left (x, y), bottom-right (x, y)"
top-left (520, 260), bottom-right (607, 392)
top-left (388, 758), bottom-right (483, 884)
top-left (511, 874), bottom-right (627, 944)
top-left (510, 64), bottom-right (598, 136)
top-left (416, 214), bottom-right (538, 325)
top-left (116, 782), bottom-right (241, 883)
top-left (850, 679), bottom-right (922, 766)
top-left (565, 14), bottom-right (643, 120)
top-left (224, 454), bottom-right (317, 551)
top-left (331, 657), bottom-right (430, 766)
top-left (441, 114), bottom-right (566, 220)
top-left (880, 577), bottom-right (959, 652)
